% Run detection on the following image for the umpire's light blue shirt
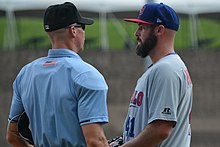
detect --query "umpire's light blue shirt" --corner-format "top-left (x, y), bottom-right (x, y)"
top-left (9, 49), bottom-right (109, 147)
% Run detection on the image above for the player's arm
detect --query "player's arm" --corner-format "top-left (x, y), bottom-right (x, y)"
top-left (7, 122), bottom-right (31, 147)
top-left (121, 120), bottom-right (175, 147)
top-left (81, 123), bottom-right (108, 147)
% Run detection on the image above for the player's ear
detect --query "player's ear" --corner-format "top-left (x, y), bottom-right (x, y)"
top-left (155, 25), bottom-right (165, 36)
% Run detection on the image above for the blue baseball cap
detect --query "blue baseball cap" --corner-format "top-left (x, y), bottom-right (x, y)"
top-left (124, 3), bottom-right (180, 31)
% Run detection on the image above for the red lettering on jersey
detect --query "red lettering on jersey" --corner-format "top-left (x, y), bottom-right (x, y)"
top-left (184, 69), bottom-right (192, 85)
top-left (130, 90), bottom-right (143, 106)
top-left (137, 92), bottom-right (143, 106)
top-left (130, 91), bottom-right (137, 105)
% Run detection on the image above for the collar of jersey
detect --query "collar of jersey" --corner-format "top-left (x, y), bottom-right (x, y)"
top-left (48, 49), bottom-right (81, 59)
top-left (148, 52), bottom-right (177, 69)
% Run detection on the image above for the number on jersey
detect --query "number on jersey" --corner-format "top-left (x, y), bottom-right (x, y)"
top-left (125, 117), bottom-right (135, 137)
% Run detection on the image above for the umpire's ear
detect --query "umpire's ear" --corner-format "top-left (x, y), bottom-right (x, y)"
top-left (18, 112), bottom-right (34, 145)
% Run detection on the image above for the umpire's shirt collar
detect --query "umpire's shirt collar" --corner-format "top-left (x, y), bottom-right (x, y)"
top-left (48, 49), bottom-right (82, 59)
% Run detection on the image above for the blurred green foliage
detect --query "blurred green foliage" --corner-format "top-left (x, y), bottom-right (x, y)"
top-left (0, 17), bottom-right (6, 47)
top-left (0, 16), bottom-right (219, 50)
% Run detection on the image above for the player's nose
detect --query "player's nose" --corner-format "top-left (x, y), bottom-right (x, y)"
top-left (135, 29), bottom-right (139, 38)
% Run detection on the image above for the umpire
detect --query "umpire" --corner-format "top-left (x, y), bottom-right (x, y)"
top-left (7, 2), bottom-right (109, 147)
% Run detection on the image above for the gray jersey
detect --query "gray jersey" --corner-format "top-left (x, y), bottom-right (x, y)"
top-left (123, 54), bottom-right (193, 147)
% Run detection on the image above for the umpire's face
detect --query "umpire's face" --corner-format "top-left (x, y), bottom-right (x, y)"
top-left (135, 24), bottom-right (157, 58)
top-left (71, 24), bottom-right (86, 53)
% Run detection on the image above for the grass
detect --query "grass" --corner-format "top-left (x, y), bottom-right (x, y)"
top-left (198, 19), bottom-right (220, 49)
top-left (175, 18), bottom-right (192, 49)
top-left (16, 17), bottom-right (49, 49)
top-left (0, 17), bottom-right (6, 47)
top-left (0, 16), bottom-right (220, 50)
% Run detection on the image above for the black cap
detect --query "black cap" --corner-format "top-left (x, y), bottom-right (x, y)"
top-left (44, 2), bottom-right (94, 32)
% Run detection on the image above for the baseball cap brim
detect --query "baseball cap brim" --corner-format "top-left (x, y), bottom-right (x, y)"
top-left (79, 17), bottom-right (94, 25)
top-left (123, 18), bottom-right (153, 25)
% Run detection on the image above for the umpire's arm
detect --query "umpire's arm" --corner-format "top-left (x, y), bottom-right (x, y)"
top-left (82, 123), bottom-right (109, 147)
top-left (7, 122), bottom-right (31, 147)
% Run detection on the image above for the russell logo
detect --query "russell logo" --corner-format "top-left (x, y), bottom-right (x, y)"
top-left (161, 108), bottom-right (172, 115)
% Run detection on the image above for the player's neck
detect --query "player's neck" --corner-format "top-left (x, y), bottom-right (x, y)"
top-left (150, 46), bottom-right (175, 63)
top-left (150, 31), bottom-right (176, 63)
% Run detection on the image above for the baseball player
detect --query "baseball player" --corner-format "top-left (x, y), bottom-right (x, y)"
top-left (7, 2), bottom-right (109, 147)
top-left (121, 3), bottom-right (193, 147)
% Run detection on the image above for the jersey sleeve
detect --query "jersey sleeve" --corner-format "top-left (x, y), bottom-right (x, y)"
top-left (74, 70), bottom-right (108, 126)
top-left (8, 68), bottom-right (26, 122)
top-left (147, 65), bottom-right (180, 124)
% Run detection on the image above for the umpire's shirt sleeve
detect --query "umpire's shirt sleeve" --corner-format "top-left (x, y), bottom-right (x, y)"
top-left (74, 70), bottom-right (109, 126)
top-left (8, 67), bottom-right (26, 122)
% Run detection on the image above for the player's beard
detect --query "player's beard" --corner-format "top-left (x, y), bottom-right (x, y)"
top-left (136, 30), bottom-right (157, 58)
